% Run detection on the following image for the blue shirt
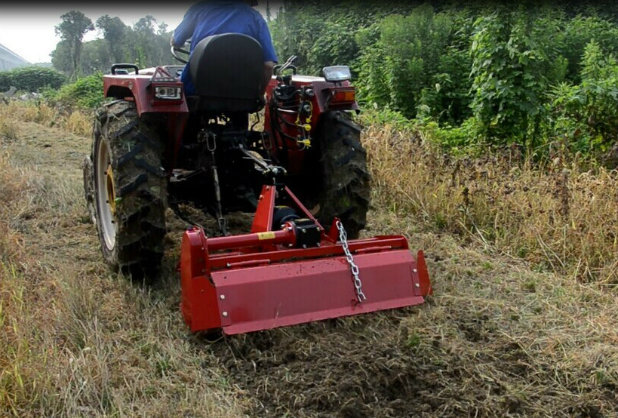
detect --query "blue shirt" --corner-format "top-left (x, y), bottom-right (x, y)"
top-left (173, 0), bottom-right (278, 94)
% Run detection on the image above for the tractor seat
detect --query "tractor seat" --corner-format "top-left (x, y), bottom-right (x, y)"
top-left (188, 33), bottom-right (265, 114)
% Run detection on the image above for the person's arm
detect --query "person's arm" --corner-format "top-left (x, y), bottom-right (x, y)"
top-left (254, 16), bottom-right (277, 93)
top-left (172, 4), bottom-right (200, 47)
top-left (263, 61), bottom-right (275, 92)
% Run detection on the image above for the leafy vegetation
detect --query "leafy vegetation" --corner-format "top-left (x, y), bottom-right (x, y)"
top-left (51, 12), bottom-right (172, 78)
top-left (272, 1), bottom-right (618, 162)
top-left (44, 73), bottom-right (104, 110)
top-left (0, 67), bottom-right (66, 92)
top-left (32, 2), bottom-right (616, 163)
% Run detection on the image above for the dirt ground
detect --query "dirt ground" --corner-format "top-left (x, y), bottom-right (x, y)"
top-left (2, 119), bottom-right (616, 417)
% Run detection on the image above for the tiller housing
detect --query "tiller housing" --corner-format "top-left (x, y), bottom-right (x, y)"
top-left (181, 183), bottom-right (432, 335)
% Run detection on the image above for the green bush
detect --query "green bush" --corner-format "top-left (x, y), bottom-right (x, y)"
top-left (45, 73), bottom-right (103, 109)
top-left (548, 40), bottom-right (618, 154)
top-left (271, 2), bottom-right (617, 159)
top-left (469, 7), bottom-right (568, 146)
top-left (356, 5), bottom-right (465, 120)
top-left (560, 15), bottom-right (618, 83)
top-left (0, 66), bottom-right (66, 92)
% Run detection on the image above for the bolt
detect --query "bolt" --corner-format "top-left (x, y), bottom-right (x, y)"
top-left (413, 269), bottom-right (418, 273)
top-left (222, 312), bottom-right (228, 318)
top-left (220, 294), bottom-right (226, 300)
top-left (415, 283), bottom-right (420, 288)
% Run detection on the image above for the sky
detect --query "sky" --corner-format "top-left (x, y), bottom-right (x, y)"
top-left (0, 2), bottom-right (281, 64)
top-left (0, 3), bottom-right (192, 63)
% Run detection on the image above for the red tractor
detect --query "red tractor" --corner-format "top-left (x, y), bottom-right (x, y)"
top-left (84, 34), bottom-right (431, 335)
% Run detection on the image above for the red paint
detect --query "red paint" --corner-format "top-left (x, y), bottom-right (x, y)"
top-left (263, 76), bottom-right (359, 175)
top-left (179, 180), bottom-right (432, 335)
top-left (103, 67), bottom-right (189, 116)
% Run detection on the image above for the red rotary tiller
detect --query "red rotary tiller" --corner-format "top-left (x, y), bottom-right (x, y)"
top-left (180, 182), bottom-right (431, 335)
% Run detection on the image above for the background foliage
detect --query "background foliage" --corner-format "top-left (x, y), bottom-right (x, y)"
top-left (3, 2), bottom-right (616, 162)
top-left (272, 0), bottom-right (618, 161)
top-left (51, 13), bottom-right (172, 78)
top-left (44, 73), bottom-right (104, 110)
top-left (0, 67), bottom-right (66, 92)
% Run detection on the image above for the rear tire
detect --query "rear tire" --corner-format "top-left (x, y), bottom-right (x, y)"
top-left (313, 111), bottom-right (370, 238)
top-left (86, 101), bottom-right (167, 280)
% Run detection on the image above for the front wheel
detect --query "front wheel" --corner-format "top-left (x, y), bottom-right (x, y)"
top-left (85, 101), bottom-right (168, 279)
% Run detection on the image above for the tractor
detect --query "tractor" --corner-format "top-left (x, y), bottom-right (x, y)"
top-left (83, 33), bottom-right (431, 335)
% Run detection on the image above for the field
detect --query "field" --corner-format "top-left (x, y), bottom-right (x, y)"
top-left (1, 102), bottom-right (617, 417)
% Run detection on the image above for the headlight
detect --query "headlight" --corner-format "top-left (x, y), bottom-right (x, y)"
top-left (322, 66), bottom-right (351, 82)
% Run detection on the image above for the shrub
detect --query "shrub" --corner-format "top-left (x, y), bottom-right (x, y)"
top-left (46, 73), bottom-right (103, 110)
top-left (0, 67), bottom-right (66, 92)
top-left (548, 40), bottom-right (618, 155)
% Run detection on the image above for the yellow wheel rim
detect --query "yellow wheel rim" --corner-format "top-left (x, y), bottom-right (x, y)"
top-left (106, 163), bottom-right (116, 216)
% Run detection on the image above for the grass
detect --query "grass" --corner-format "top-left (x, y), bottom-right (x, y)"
top-left (358, 118), bottom-right (617, 415)
top-left (0, 100), bottom-right (90, 136)
top-left (0, 104), bottom-right (247, 416)
top-left (362, 119), bottom-right (618, 284)
top-left (0, 99), bottom-right (616, 416)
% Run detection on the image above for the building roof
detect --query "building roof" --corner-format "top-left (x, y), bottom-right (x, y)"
top-left (0, 43), bottom-right (30, 71)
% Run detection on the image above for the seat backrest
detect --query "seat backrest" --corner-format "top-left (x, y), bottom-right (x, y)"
top-left (189, 33), bottom-right (264, 113)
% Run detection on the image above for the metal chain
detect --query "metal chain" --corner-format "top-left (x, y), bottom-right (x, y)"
top-left (336, 220), bottom-right (366, 302)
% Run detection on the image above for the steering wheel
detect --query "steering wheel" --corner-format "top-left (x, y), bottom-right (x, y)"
top-left (274, 55), bottom-right (298, 76)
top-left (171, 45), bottom-right (190, 64)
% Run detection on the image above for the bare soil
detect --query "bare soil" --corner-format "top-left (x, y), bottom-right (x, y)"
top-left (3, 119), bottom-right (616, 417)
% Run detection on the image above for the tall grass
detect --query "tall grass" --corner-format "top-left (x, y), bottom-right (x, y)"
top-left (0, 100), bottom-right (89, 136)
top-left (363, 121), bottom-right (618, 283)
top-left (0, 104), bottom-right (246, 417)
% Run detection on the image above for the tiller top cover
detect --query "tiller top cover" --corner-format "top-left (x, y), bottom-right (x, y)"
top-left (180, 185), bottom-right (431, 335)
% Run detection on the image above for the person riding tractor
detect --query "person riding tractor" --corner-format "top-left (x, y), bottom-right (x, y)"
top-left (171, 0), bottom-right (278, 96)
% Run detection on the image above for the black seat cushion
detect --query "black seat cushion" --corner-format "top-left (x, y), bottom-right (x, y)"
top-left (189, 33), bottom-right (264, 113)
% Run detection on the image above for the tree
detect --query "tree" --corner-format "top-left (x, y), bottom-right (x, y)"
top-left (50, 40), bottom-right (73, 75)
top-left (469, 6), bottom-right (567, 146)
top-left (96, 15), bottom-right (127, 63)
top-left (55, 10), bottom-right (94, 79)
top-left (130, 15), bottom-right (167, 68)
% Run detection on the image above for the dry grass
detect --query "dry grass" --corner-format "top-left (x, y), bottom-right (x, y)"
top-left (65, 111), bottom-right (92, 137)
top-left (1, 100), bottom-right (617, 416)
top-left (0, 106), bottom-right (247, 417)
top-left (359, 121), bottom-right (618, 416)
top-left (363, 122), bottom-right (618, 284)
top-left (0, 120), bottom-right (19, 141)
top-left (0, 100), bottom-right (90, 136)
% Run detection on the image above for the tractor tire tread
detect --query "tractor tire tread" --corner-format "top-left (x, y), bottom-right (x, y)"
top-left (315, 111), bottom-right (370, 238)
top-left (89, 101), bottom-right (167, 280)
